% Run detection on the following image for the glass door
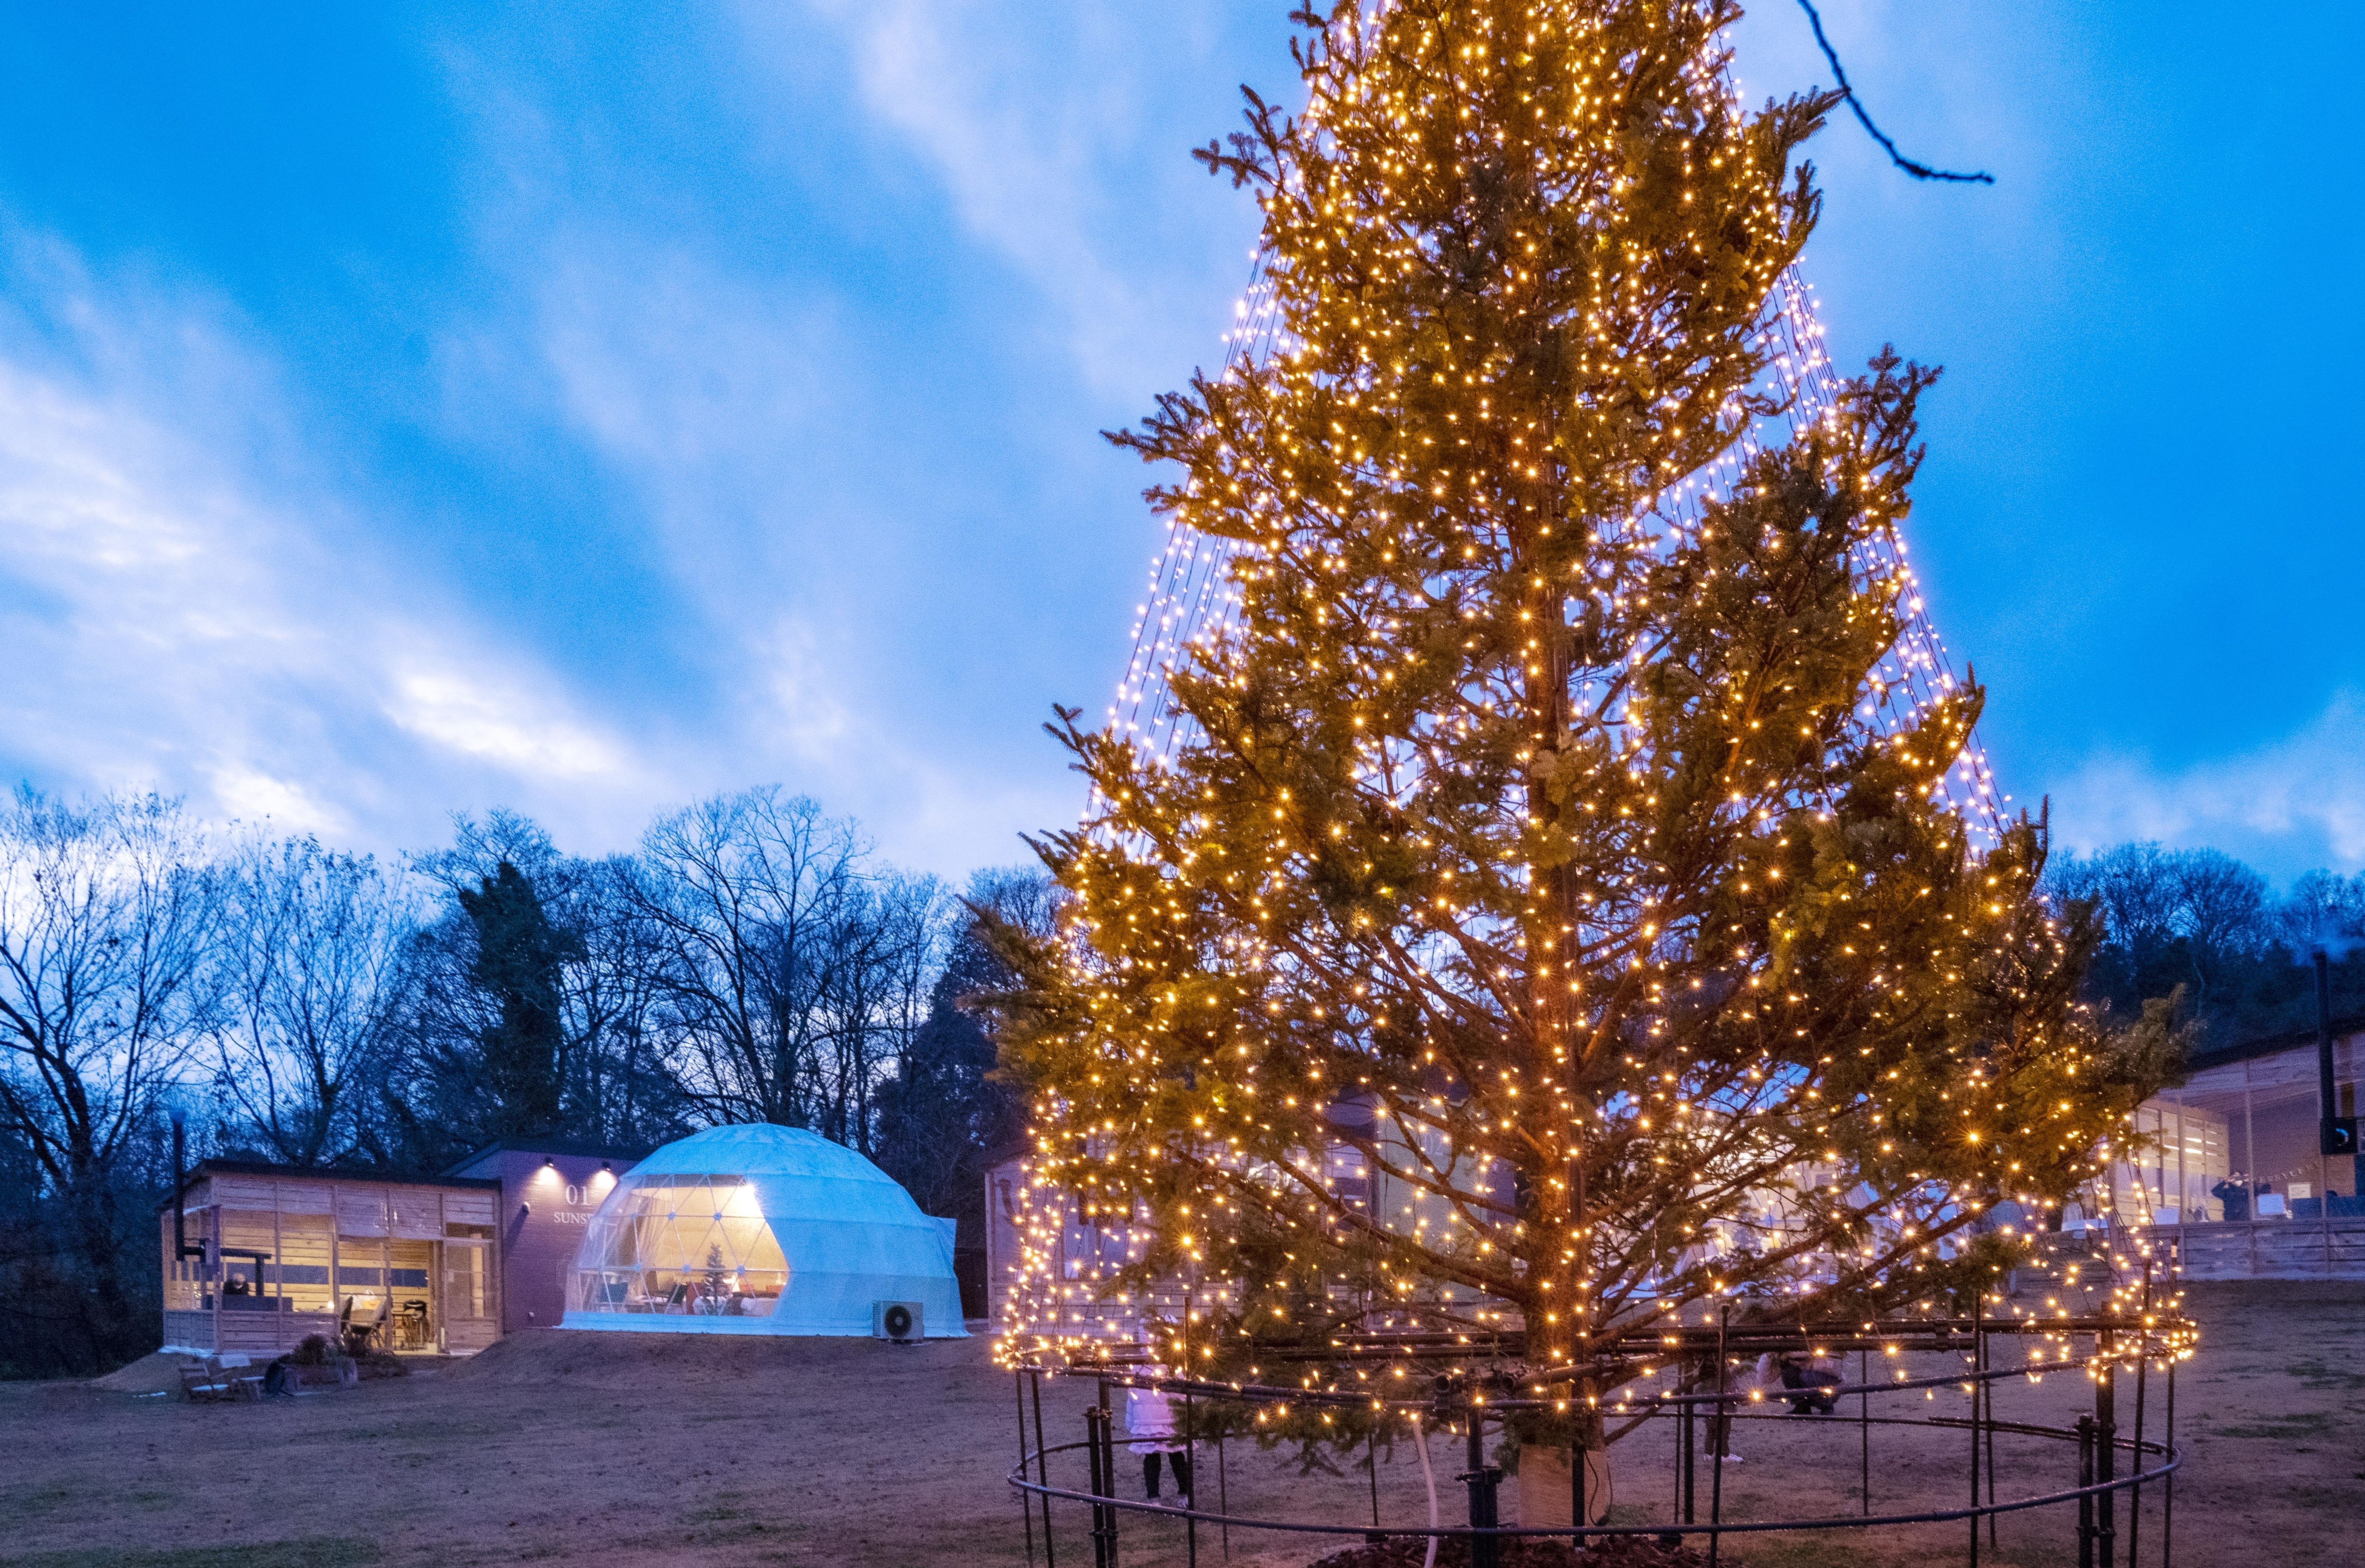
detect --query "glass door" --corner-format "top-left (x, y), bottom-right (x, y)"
top-left (439, 1240), bottom-right (490, 1342)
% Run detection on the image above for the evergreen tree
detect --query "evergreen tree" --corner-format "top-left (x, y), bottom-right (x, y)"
top-left (456, 861), bottom-right (577, 1139)
top-left (398, 811), bottom-right (688, 1158)
top-left (874, 870), bottom-right (1051, 1243)
top-left (992, 0), bottom-right (2176, 1420)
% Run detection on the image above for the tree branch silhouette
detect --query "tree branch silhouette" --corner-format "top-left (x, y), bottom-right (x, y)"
top-left (1798, 0), bottom-right (1995, 184)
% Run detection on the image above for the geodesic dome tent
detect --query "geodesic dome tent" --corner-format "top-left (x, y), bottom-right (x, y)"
top-left (560, 1123), bottom-right (964, 1338)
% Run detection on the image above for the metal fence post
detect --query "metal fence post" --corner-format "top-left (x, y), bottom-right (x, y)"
top-left (1859, 1347), bottom-right (1871, 1516)
top-left (1032, 1371), bottom-right (1057, 1568)
top-left (1100, 1380), bottom-right (1122, 1568)
top-left (1682, 1369), bottom-right (1698, 1525)
top-left (1187, 1391), bottom-right (1199, 1568)
top-left (1458, 1394), bottom-right (1501, 1568)
top-left (1086, 1382), bottom-right (1119, 1568)
top-left (2128, 1349), bottom-right (2149, 1568)
top-left (1016, 1369), bottom-right (1037, 1568)
top-left (1969, 1300), bottom-right (1982, 1568)
top-left (2096, 1335), bottom-right (2118, 1568)
top-left (1984, 1319), bottom-right (1998, 1547)
top-left (2161, 1361), bottom-right (2175, 1568)
top-left (1708, 1308), bottom-right (1729, 1568)
top-left (2076, 1413), bottom-right (2097, 1568)
top-left (1572, 1434), bottom-right (1588, 1550)
top-left (1084, 1400), bottom-right (1106, 1568)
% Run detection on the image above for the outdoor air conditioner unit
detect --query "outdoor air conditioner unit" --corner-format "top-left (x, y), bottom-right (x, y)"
top-left (872, 1300), bottom-right (924, 1342)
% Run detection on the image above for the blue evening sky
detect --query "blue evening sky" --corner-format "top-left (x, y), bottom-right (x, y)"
top-left (0, 2), bottom-right (2355, 883)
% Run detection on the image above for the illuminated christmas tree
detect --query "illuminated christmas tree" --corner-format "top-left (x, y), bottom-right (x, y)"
top-left (993, 0), bottom-right (2176, 1436)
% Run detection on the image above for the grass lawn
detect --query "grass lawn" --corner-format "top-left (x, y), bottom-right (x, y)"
top-left (2, 1281), bottom-right (2355, 1568)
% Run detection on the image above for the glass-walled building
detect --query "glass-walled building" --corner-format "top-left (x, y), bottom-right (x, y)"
top-left (2115, 1022), bottom-right (2361, 1222)
top-left (2108, 1099), bottom-right (2231, 1222)
top-left (158, 1139), bottom-right (652, 1358)
top-left (562, 1123), bottom-right (965, 1337)
top-left (159, 1162), bottom-right (504, 1358)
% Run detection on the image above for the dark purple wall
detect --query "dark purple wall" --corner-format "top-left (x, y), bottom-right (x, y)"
top-left (447, 1149), bottom-right (638, 1334)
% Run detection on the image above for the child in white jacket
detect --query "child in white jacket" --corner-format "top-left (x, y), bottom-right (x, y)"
top-left (1125, 1377), bottom-right (1193, 1502)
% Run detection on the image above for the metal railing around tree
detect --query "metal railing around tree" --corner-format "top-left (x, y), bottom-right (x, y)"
top-left (1008, 1311), bottom-right (2188, 1568)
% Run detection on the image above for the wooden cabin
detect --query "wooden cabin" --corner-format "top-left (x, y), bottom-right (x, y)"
top-left (161, 1160), bottom-right (504, 1358)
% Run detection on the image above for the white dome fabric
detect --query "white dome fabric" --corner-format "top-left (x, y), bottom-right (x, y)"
top-left (560, 1123), bottom-right (965, 1338)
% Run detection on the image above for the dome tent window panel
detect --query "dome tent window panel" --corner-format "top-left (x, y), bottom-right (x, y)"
top-left (560, 1122), bottom-right (966, 1339)
top-left (570, 1173), bottom-right (788, 1318)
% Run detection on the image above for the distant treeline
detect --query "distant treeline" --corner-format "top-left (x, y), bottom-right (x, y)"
top-left (2050, 844), bottom-right (2365, 1050)
top-left (0, 786), bottom-right (1040, 1378)
top-left (5, 780), bottom-right (2359, 1380)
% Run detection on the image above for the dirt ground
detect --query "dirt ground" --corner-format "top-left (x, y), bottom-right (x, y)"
top-left (1, 1281), bottom-right (2356, 1568)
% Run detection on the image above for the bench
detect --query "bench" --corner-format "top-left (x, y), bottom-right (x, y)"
top-left (178, 1354), bottom-right (263, 1402)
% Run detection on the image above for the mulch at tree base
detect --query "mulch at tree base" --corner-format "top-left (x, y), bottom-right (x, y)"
top-left (1307, 1535), bottom-right (1708, 1568)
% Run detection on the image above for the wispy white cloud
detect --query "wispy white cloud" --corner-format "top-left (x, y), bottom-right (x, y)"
top-left (525, 256), bottom-right (1079, 871)
top-left (525, 240), bottom-right (856, 605)
top-left (757, 0), bottom-right (1251, 398)
top-left (417, 13), bottom-right (1165, 873)
top-left (203, 764), bottom-right (345, 840)
top-left (0, 220), bottom-right (1066, 876)
top-left (385, 666), bottom-right (630, 779)
top-left (2047, 691), bottom-right (2365, 877)
top-left (0, 230), bottom-right (655, 851)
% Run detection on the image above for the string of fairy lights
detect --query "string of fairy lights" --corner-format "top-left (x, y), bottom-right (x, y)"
top-left (1108, 267), bottom-right (2007, 835)
top-left (1016, 0), bottom-right (2189, 1411)
top-left (1105, 37), bottom-right (2008, 839)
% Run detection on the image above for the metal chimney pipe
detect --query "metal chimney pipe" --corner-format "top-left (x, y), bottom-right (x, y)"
top-left (2318, 948), bottom-right (2336, 1133)
top-left (171, 1109), bottom-right (187, 1260)
top-left (2318, 950), bottom-right (2341, 1254)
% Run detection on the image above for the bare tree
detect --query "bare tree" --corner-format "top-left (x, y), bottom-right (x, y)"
top-left (2278, 869), bottom-right (2365, 950)
top-left (630, 787), bottom-right (939, 1139)
top-left (2169, 848), bottom-right (2270, 1015)
top-left (817, 871), bottom-right (949, 1153)
top-left (2054, 843), bottom-right (2183, 965)
top-left (555, 855), bottom-right (686, 1149)
top-left (2050, 841), bottom-right (2352, 1050)
top-left (631, 788), bottom-right (857, 1128)
top-left (0, 789), bottom-right (218, 1349)
top-left (209, 836), bottom-right (412, 1166)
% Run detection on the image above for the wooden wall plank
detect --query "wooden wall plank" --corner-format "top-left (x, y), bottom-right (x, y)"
top-left (211, 1176), bottom-right (278, 1208)
top-left (272, 1182), bottom-right (333, 1215)
top-left (444, 1319), bottom-right (498, 1352)
top-left (391, 1197), bottom-right (443, 1240)
top-left (163, 1310), bottom-right (215, 1350)
top-left (336, 1191), bottom-right (389, 1237)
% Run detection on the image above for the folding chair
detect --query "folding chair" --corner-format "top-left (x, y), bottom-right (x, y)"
top-left (179, 1360), bottom-right (233, 1403)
